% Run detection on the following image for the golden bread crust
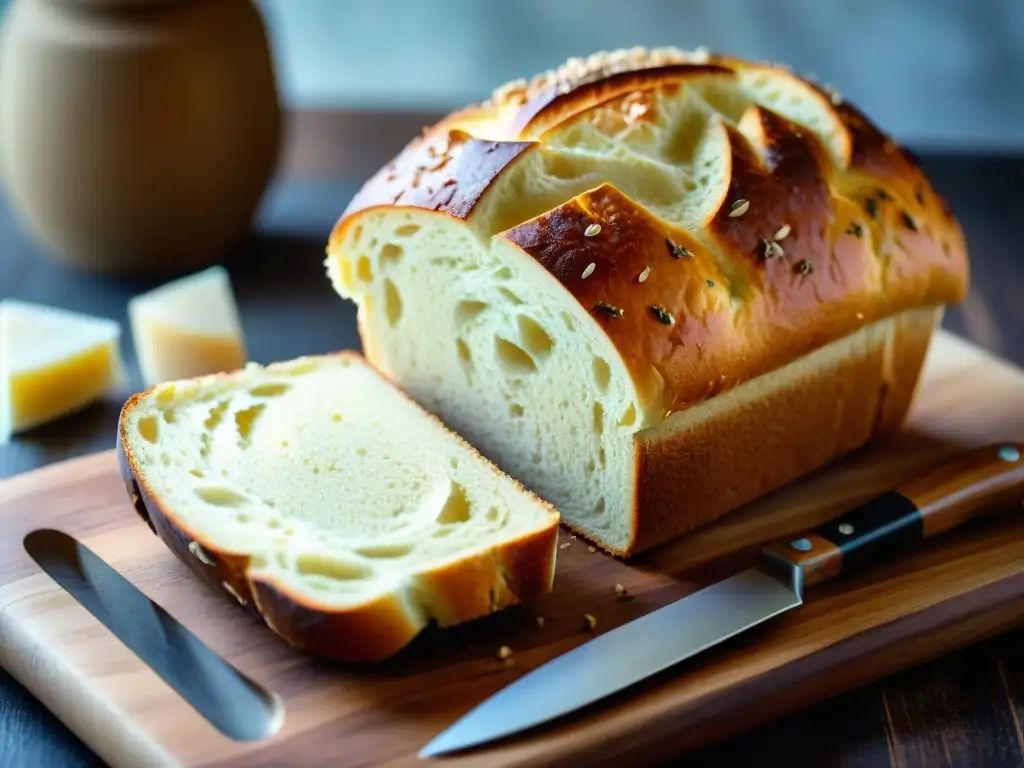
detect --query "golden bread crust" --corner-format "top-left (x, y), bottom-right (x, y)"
top-left (508, 63), bottom-right (733, 139)
top-left (340, 130), bottom-right (533, 223)
top-left (484, 46), bottom-right (714, 108)
top-left (627, 306), bottom-right (940, 555)
top-left (116, 353), bottom-right (559, 663)
top-left (332, 48), bottom-right (967, 417)
top-left (326, 47), bottom-right (969, 556)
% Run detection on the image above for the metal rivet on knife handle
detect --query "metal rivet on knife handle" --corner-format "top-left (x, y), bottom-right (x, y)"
top-left (896, 442), bottom-right (1024, 538)
top-left (998, 445), bottom-right (1021, 462)
top-left (767, 534), bottom-right (843, 587)
top-left (764, 442), bottom-right (1024, 590)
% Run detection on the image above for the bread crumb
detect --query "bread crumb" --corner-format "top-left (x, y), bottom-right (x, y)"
top-left (188, 540), bottom-right (214, 566)
top-left (536, 616), bottom-right (546, 628)
top-left (497, 645), bottom-right (513, 661)
top-left (222, 581), bottom-right (247, 606)
top-left (588, 545), bottom-right (597, 553)
top-left (583, 613), bottom-right (597, 631)
top-left (614, 584), bottom-right (632, 601)
top-left (559, 542), bottom-right (571, 550)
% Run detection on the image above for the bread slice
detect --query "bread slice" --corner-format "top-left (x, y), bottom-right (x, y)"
top-left (117, 352), bottom-right (559, 662)
top-left (324, 47), bottom-right (969, 557)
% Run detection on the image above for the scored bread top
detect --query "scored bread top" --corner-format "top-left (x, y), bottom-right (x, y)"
top-left (330, 46), bottom-right (968, 415)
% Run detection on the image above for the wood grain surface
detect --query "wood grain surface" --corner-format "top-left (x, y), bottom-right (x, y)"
top-left (761, 442), bottom-right (1024, 588)
top-left (902, 442), bottom-right (1024, 536)
top-left (0, 330), bottom-right (1022, 767)
top-left (2, 112), bottom-right (1024, 768)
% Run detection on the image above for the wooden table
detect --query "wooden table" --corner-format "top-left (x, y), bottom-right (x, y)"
top-left (1, 109), bottom-right (1023, 767)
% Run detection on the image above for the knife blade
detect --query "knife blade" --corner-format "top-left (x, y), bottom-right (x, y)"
top-left (420, 442), bottom-right (1024, 758)
top-left (22, 528), bottom-right (283, 742)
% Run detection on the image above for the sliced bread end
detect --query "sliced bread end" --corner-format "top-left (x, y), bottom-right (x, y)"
top-left (117, 351), bottom-right (560, 663)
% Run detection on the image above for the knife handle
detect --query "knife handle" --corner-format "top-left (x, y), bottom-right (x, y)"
top-left (761, 443), bottom-right (1024, 589)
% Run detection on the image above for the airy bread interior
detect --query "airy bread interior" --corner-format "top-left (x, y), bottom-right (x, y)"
top-left (465, 65), bottom-right (852, 239)
top-left (326, 72), bottom-right (852, 553)
top-left (120, 354), bottom-right (557, 611)
top-left (332, 213), bottom-right (643, 552)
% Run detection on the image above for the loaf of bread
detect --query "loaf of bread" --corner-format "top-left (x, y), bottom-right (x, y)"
top-left (117, 353), bottom-right (559, 662)
top-left (324, 47), bottom-right (969, 557)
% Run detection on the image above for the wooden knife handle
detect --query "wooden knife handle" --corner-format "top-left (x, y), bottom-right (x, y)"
top-left (761, 443), bottom-right (1024, 589)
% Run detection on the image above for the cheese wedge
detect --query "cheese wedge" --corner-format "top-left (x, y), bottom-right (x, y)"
top-left (129, 266), bottom-right (248, 387)
top-left (0, 300), bottom-right (125, 442)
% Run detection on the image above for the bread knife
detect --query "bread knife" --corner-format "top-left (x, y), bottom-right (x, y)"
top-left (22, 528), bottom-right (282, 742)
top-left (420, 442), bottom-right (1024, 758)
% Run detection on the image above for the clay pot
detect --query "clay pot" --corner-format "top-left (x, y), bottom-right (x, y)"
top-left (0, 0), bottom-right (283, 277)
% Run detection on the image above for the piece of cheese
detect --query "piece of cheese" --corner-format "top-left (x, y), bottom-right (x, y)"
top-left (0, 300), bottom-right (125, 443)
top-left (129, 266), bottom-right (248, 387)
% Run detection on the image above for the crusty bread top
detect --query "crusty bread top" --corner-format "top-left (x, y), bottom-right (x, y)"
top-left (330, 46), bottom-right (968, 414)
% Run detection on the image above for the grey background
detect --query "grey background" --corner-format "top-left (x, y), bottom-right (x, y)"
top-left (0, 0), bottom-right (1020, 149)
top-left (254, 0), bottom-right (1024, 150)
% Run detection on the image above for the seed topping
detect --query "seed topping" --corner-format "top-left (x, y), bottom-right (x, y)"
top-left (728, 199), bottom-right (750, 217)
top-left (581, 262), bottom-right (596, 279)
top-left (637, 265), bottom-right (651, 283)
top-left (593, 302), bottom-right (625, 318)
top-left (763, 238), bottom-right (784, 259)
top-left (666, 238), bottom-right (692, 259)
top-left (774, 224), bottom-right (791, 240)
top-left (584, 223), bottom-right (602, 237)
top-left (650, 305), bottom-right (674, 325)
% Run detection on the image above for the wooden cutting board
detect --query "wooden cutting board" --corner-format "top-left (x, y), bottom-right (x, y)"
top-left (1, 329), bottom-right (1023, 768)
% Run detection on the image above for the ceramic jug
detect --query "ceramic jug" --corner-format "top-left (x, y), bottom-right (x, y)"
top-left (0, 0), bottom-right (282, 277)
